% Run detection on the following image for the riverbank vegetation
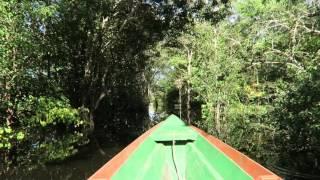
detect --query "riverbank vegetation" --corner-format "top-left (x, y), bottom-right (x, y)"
top-left (151, 0), bottom-right (320, 177)
top-left (1, 0), bottom-right (319, 178)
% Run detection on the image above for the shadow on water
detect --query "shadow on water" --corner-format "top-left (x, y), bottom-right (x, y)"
top-left (3, 135), bottom-right (319, 179)
top-left (1, 143), bottom-right (124, 180)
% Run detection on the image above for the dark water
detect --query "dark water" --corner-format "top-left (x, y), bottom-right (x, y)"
top-left (3, 144), bottom-right (319, 180)
top-left (1, 144), bottom-right (124, 180)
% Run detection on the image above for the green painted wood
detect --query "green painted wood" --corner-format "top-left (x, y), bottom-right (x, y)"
top-left (151, 115), bottom-right (198, 142)
top-left (111, 138), bottom-right (164, 180)
top-left (111, 115), bottom-right (253, 180)
top-left (186, 138), bottom-right (251, 179)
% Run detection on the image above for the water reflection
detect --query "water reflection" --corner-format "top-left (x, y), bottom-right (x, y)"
top-left (1, 144), bottom-right (123, 180)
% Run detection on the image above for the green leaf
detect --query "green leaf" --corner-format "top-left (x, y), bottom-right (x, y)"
top-left (7, 142), bottom-right (11, 149)
top-left (17, 131), bottom-right (25, 140)
top-left (3, 142), bottom-right (11, 149)
top-left (4, 127), bottom-right (12, 134)
top-left (40, 120), bottom-right (47, 127)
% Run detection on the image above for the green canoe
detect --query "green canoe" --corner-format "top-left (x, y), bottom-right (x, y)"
top-left (89, 115), bottom-right (281, 180)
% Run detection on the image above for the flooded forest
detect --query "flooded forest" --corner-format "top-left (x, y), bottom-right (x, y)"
top-left (1, 0), bottom-right (320, 179)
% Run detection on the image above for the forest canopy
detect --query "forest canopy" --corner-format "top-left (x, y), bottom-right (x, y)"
top-left (1, 0), bottom-right (319, 178)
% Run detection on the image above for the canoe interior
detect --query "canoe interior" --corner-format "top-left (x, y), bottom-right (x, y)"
top-left (89, 115), bottom-right (280, 180)
top-left (112, 115), bottom-right (252, 180)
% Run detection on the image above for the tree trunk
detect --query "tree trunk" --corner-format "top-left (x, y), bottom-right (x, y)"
top-left (179, 87), bottom-right (182, 119)
top-left (215, 102), bottom-right (221, 136)
top-left (187, 50), bottom-right (192, 124)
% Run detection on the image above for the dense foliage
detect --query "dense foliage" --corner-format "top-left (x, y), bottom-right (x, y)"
top-left (152, 0), bottom-right (320, 177)
top-left (0, 0), bottom-right (192, 174)
top-left (1, 0), bottom-right (319, 178)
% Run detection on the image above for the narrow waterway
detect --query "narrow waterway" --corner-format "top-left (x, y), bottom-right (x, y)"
top-left (1, 143), bottom-right (124, 180)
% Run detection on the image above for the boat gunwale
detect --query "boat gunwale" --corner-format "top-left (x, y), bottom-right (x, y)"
top-left (191, 126), bottom-right (282, 180)
top-left (88, 115), bottom-right (282, 180)
top-left (88, 123), bottom-right (162, 180)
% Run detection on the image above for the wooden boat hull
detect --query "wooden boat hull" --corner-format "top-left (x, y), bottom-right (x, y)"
top-left (89, 115), bottom-right (281, 180)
